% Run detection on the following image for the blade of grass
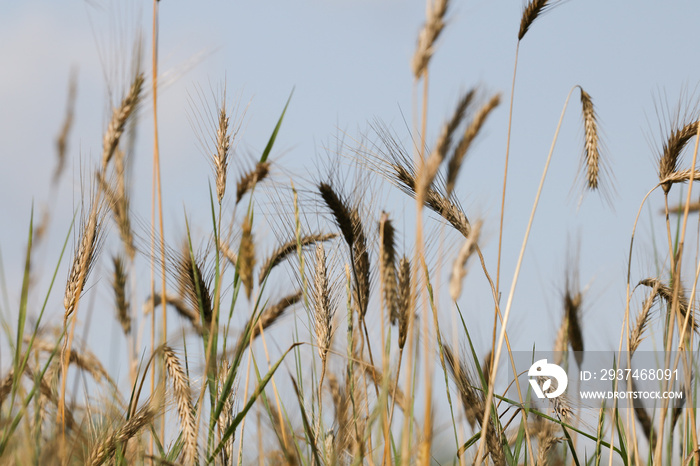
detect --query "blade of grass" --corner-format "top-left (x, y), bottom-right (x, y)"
top-left (208, 342), bottom-right (301, 462)
top-left (260, 89), bottom-right (294, 164)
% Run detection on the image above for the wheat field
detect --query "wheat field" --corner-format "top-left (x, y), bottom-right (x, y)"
top-left (2, 0), bottom-right (700, 465)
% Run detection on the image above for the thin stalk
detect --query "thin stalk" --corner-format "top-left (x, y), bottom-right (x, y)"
top-left (475, 86), bottom-right (576, 465)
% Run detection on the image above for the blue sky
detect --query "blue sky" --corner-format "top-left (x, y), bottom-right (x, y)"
top-left (2, 0), bottom-right (700, 457)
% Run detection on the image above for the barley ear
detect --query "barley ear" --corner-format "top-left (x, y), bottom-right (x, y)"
top-left (214, 101), bottom-right (231, 204)
top-left (162, 346), bottom-right (198, 465)
top-left (449, 220), bottom-right (482, 301)
top-left (112, 255), bottom-right (131, 335)
top-left (411, 0), bottom-right (450, 78)
top-left (518, 0), bottom-right (551, 41)
top-left (102, 73), bottom-right (144, 170)
top-left (379, 212), bottom-right (398, 322)
top-left (578, 87), bottom-right (602, 191)
top-left (312, 244), bottom-right (334, 384)
top-left (240, 217), bottom-right (256, 300)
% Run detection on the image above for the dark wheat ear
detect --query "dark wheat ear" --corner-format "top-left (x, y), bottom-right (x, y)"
top-left (379, 213), bottom-right (398, 322)
top-left (317, 182), bottom-right (369, 320)
top-left (240, 217), bottom-right (256, 300)
top-left (112, 255), bottom-right (131, 335)
top-left (397, 256), bottom-right (411, 349)
top-left (236, 161), bottom-right (270, 205)
top-left (518, 0), bottom-right (551, 41)
top-left (176, 245), bottom-right (213, 329)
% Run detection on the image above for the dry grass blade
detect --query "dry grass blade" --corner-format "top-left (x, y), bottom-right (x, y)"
top-left (236, 162), bottom-right (270, 205)
top-left (412, 0), bottom-right (450, 78)
top-left (312, 244), bottom-right (334, 382)
top-left (214, 102), bottom-right (231, 204)
top-left (449, 220), bottom-right (482, 301)
top-left (240, 217), bottom-right (256, 300)
top-left (638, 277), bottom-right (698, 333)
top-left (102, 73), bottom-right (144, 170)
top-left (112, 255), bottom-right (131, 335)
top-left (579, 87), bottom-right (601, 190)
top-left (422, 90), bottom-right (473, 193)
top-left (659, 121), bottom-right (700, 193)
top-left (397, 256), bottom-right (411, 348)
top-left (162, 346), bottom-right (198, 465)
top-left (518, 0), bottom-right (551, 41)
top-left (86, 399), bottom-right (157, 466)
top-left (176, 246), bottom-right (213, 329)
top-left (446, 93), bottom-right (500, 196)
top-left (258, 233), bottom-right (336, 285)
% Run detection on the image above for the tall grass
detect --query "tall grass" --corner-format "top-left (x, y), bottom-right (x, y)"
top-left (2, 1), bottom-right (700, 465)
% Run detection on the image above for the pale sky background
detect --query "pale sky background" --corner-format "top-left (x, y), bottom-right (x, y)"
top-left (2, 0), bottom-right (700, 460)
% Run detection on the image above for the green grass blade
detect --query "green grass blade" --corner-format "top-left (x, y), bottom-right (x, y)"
top-left (260, 89), bottom-right (294, 163)
top-left (208, 342), bottom-right (301, 463)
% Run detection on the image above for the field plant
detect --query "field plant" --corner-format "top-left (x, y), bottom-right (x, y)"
top-left (3, 0), bottom-right (700, 465)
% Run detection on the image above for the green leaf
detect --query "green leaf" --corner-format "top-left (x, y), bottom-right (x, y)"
top-left (260, 88), bottom-right (294, 163)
